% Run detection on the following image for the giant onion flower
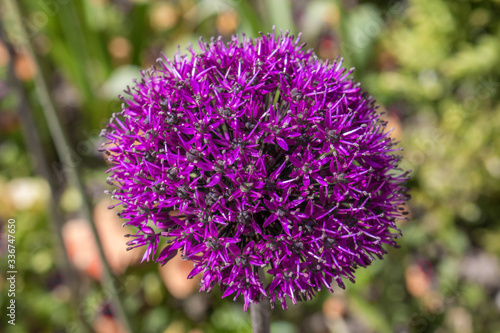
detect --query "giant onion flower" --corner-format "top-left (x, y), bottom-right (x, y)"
top-left (102, 30), bottom-right (410, 310)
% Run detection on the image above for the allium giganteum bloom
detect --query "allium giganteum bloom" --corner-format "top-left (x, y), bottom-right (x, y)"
top-left (102, 31), bottom-right (410, 310)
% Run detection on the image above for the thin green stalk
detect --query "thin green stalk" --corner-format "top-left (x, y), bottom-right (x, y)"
top-left (5, 1), bottom-right (136, 332)
top-left (57, 0), bottom-right (94, 99)
top-left (0, 18), bottom-right (93, 333)
top-left (250, 300), bottom-right (271, 333)
top-left (250, 268), bottom-right (271, 333)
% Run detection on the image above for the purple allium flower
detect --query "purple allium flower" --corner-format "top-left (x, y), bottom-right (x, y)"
top-left (102, 30), bottom-right (410, 310)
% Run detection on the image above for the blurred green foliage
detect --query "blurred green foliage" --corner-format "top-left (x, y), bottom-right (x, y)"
top-left (1, 0), bottom-right (500, 332)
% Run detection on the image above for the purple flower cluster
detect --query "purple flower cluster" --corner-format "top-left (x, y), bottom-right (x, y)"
top-left (102, 30), bottom-right (409, 310)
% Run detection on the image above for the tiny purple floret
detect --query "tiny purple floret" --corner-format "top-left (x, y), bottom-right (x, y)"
top-left (101, 30), bottom-right (410, 310)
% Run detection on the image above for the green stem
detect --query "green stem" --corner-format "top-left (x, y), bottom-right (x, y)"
top-left (273, 85), bottom-right (281, 107)
top-left (250, 268), bottom-right (271, 333)
top-left (5, 1), bottom-right (135, 332)
top-left (0, 16), bottom-right (93, 333)
top-left (250, 300), bottom-right (271, 333)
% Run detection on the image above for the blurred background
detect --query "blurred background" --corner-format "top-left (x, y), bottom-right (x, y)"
top-left (1, 0), bottom-right (500, 332)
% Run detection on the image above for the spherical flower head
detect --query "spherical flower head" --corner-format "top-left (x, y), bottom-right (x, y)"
top-left (102, 30), bottom-right (410, 310)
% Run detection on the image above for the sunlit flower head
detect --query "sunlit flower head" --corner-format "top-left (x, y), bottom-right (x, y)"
top-left (102, 29), bottom-right (410, 310)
